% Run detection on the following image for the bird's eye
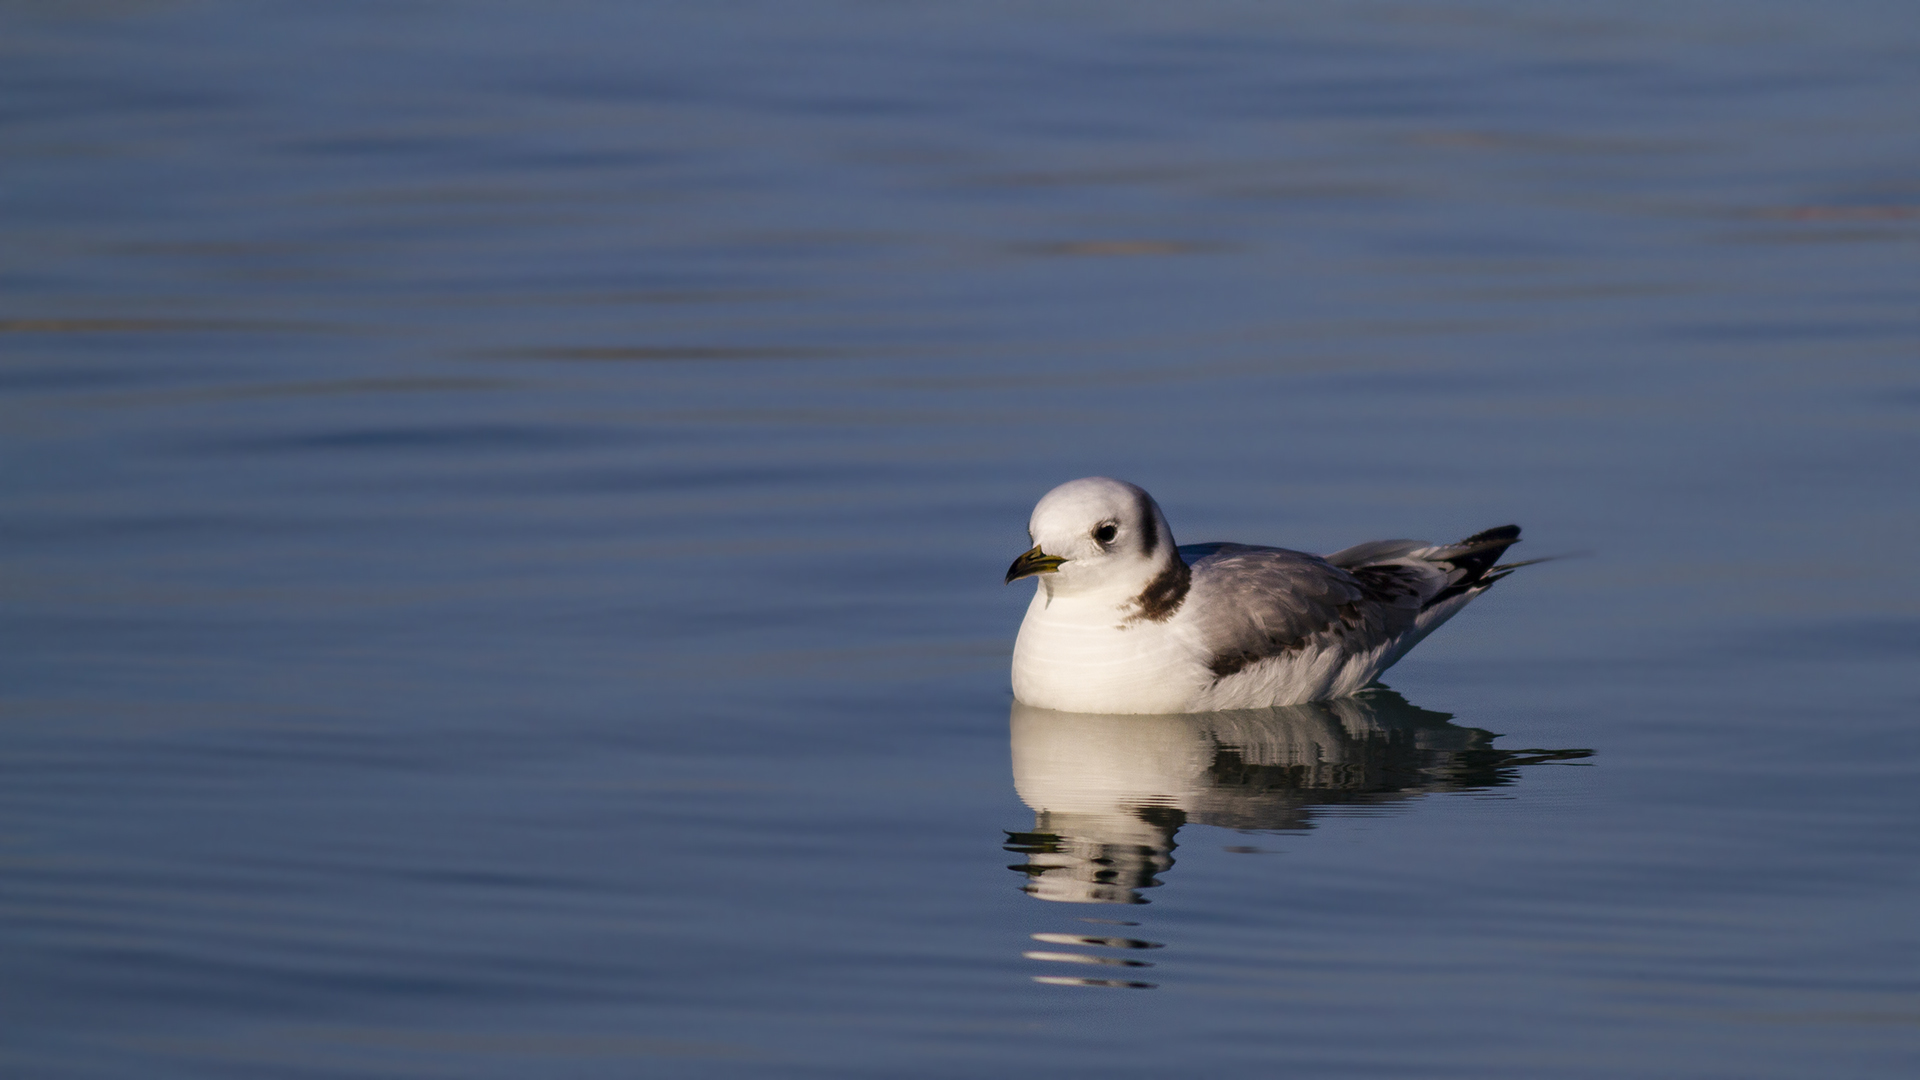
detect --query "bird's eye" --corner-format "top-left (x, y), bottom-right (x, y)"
top-left (1093, 523), bottom-right (1118, 544)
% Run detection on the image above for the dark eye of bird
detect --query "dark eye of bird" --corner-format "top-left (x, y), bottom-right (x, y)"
top-left (1094, 523), bottom-right (1118, 544)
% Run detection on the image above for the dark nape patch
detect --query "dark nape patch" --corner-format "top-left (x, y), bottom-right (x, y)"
top-left (1125, 557), bottom-right (1191, 624)
top-left (1135, 488), bottom-right (1159, 559)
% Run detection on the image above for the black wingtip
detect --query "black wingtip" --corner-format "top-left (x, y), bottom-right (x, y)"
top-left (1461, 524), bottom-right (1521, 545)
top-left (1445, 526), bottom-right (1523, 582)
top-left (1420, 525), bottom-right (1525, 609)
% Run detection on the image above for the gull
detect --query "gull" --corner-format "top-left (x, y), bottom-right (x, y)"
top-left (1005, 477), bottom-right (1533, 714)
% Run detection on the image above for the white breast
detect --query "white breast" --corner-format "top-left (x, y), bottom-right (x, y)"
top-left (1010, 585), bottom-right (1208, 713)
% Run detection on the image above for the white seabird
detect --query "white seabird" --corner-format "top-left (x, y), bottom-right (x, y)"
top-left (1005, 477), bottom-right (1531, 714)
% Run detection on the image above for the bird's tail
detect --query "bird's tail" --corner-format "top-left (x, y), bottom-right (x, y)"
top-left (1416, 525), bottom-right (1522, 605)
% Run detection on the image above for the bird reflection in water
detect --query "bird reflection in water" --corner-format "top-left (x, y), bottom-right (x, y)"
top-left (1004, 687), bottom-right (1589, 987)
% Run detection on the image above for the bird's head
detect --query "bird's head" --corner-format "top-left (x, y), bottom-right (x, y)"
top-left (1006, 477), bottom-right (1176, 598)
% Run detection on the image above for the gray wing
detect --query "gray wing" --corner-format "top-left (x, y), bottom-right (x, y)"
top-left (1179, 526), bottom-right (1522, 680)
top-left (1323, 538), bottom-right (1426, 568)
top-left (1178, 543), bottom-right (1440, 679)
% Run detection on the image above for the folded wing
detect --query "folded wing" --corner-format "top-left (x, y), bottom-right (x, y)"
top-left (1182, 525), bottom-right (1521, 681)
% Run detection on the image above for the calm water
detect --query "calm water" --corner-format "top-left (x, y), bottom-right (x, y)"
top-left (4, 2), bottom-right (1918, 1076)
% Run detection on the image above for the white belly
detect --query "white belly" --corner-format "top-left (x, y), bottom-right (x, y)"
top-left (1009, 582), bottom-right (1425, 714)
top-left (1193, 642), bottom-right (1391, 710)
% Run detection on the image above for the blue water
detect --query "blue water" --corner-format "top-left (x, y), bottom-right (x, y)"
top-left (4, 2), bottom-right (1917, 1076)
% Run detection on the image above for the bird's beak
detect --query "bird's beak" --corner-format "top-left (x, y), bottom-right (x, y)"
top-left (1005, 546), bottom-right (1067, 584)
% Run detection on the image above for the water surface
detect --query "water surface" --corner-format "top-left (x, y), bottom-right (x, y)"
top-left (4, 2), bottom-right (1918, 1077)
